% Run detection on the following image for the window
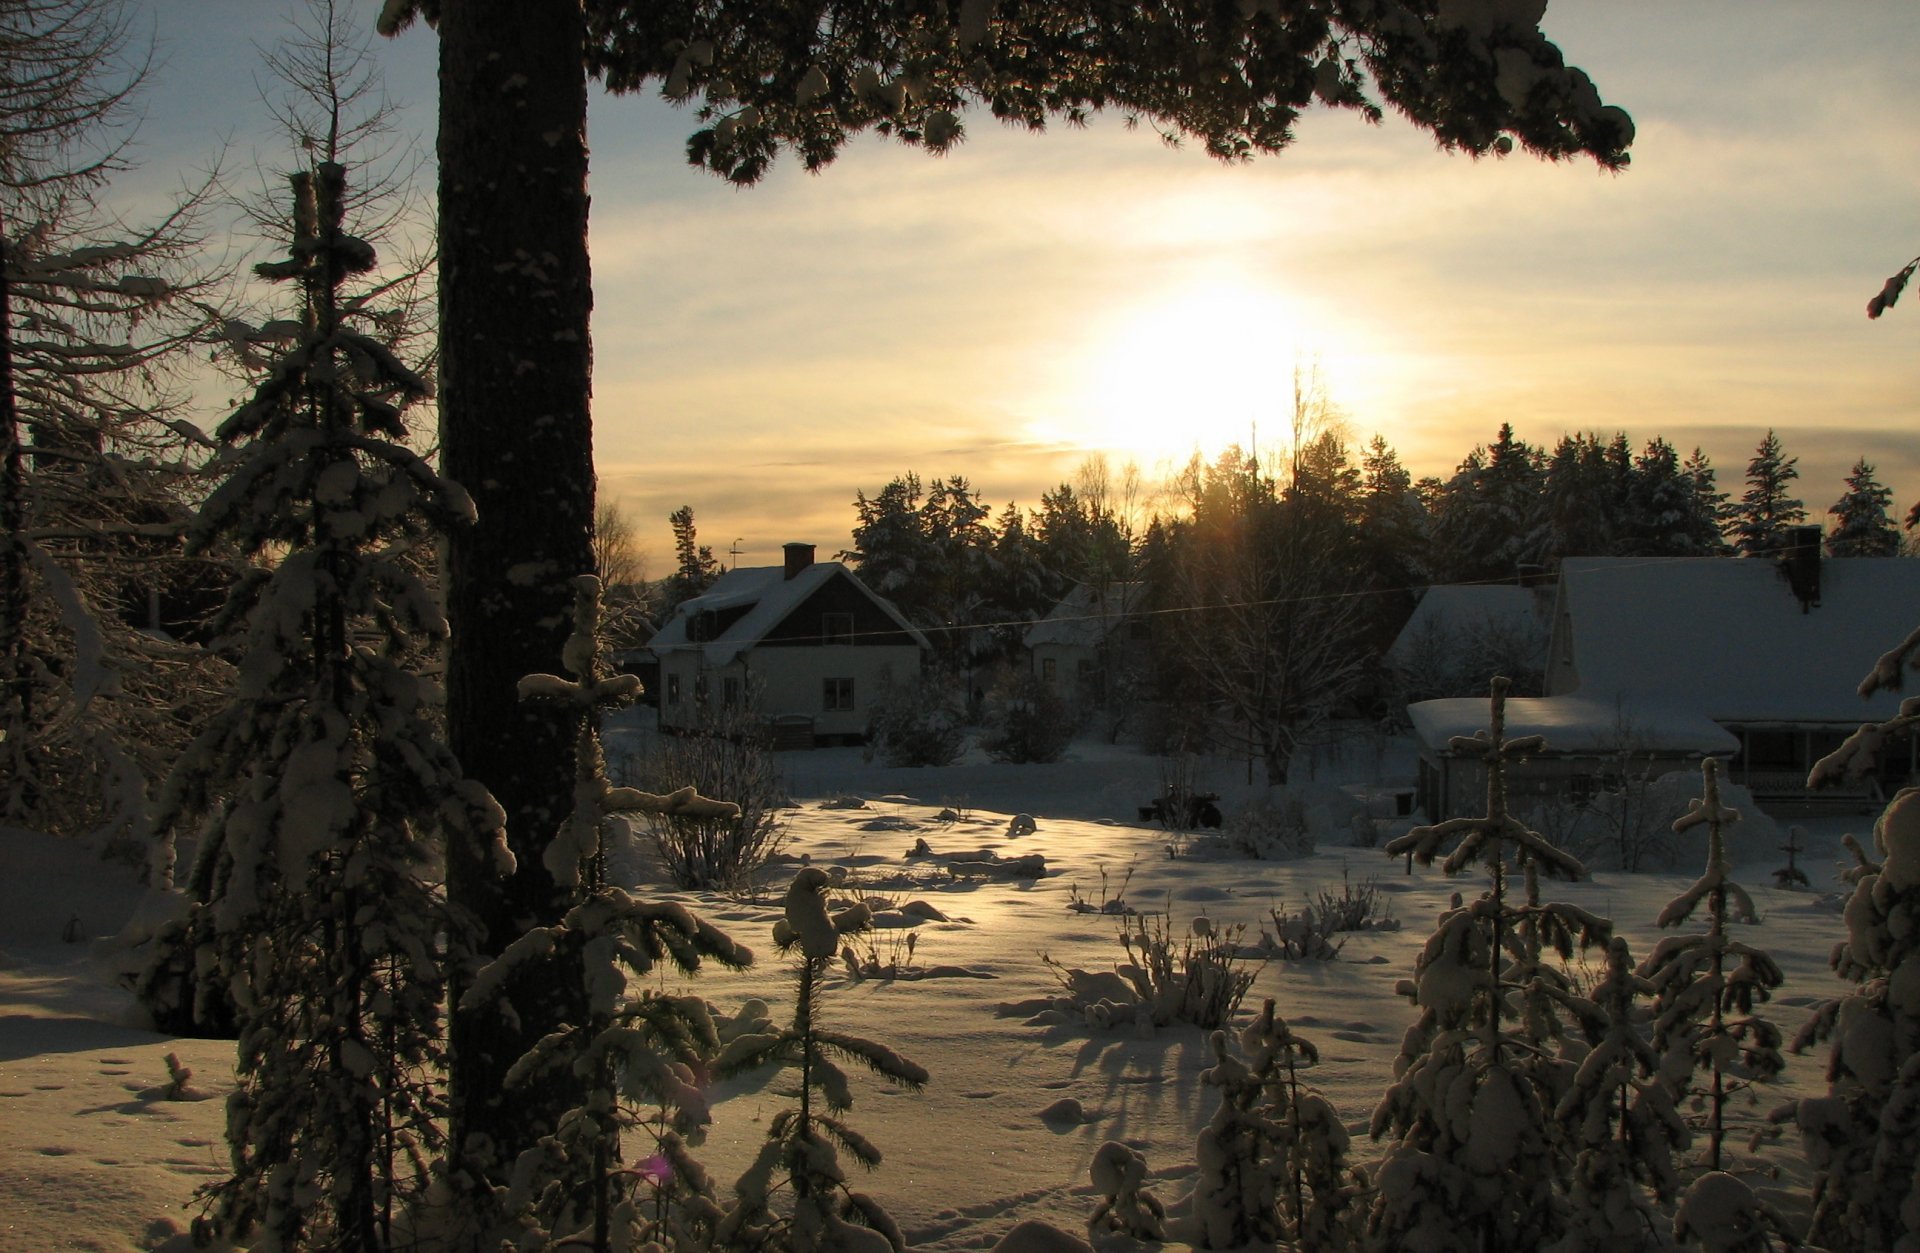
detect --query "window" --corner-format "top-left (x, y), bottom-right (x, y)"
top-left (822, 612), bottom-right (854, 645)
top-left (1041, 657), bottom-right (1057, 684)
top-left (823, 677), bottom-right (856, 711)
top-left (665, 674), bottom-right (681, 706)
top-left (722, 677), bottom-right (741, 708)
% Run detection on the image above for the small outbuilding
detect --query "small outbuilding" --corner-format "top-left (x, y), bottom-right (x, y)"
top-left (1409, 550), bottom-right (1920, 819)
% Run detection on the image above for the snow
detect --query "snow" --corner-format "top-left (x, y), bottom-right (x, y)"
top-left (650, 562), bottom-right (930, 667)
top-left (0, 728), bottom-right (1884, 1250)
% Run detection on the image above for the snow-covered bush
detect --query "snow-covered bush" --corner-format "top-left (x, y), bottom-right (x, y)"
top-left (1220, 792), bottom-right (1315, 859)
top-left (979, 667), bottom-right (1075, 764)
top-left (1088, 1141), bottom-right (1166, 1240)
top-left (864, 672), bottom-right (966, 767)
top-left (1638, 758), bottom-right (1783, 1177)
top-left (1191, 1000), bottom-right (1363, 1250)
top-left (1671, 1171), bottom-right (1797, 1253)
top-left (715, 868), bottom-right (928, 1253)
top-left (1371, 679), bottom-right (1608, 1253)
top-left (635, 694), bottom-right (790, 890)
top-left (1047, 906), bottom-right (1260, 1032)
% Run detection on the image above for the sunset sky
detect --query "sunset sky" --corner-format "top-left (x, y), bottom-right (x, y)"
top-left (141, 1), bottom-right (1918, 569)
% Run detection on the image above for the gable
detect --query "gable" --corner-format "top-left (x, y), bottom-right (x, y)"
top-left (757, 572), bottom-right (922, 648)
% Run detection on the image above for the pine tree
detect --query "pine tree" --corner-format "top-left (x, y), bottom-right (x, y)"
top-left (1681, 446), bottom-right (1733, 555)
top-left (1628, 437), bottom-right (1709, 556)
top-left (151, 163), bottom-right (506, 1250)
top-left (1730, 430), bottom-right (1805, 557)
top-left (1372, 678), bottom-right (1608, 1252)
top-left (715, 868), bottom-right (928, 1253)
top-left (1826, 458), bottom-right (1900, 558)
top-left (1638, 758), bottom-right (1784, 1177)
top-left (665, 503), bottom-right (720, 612)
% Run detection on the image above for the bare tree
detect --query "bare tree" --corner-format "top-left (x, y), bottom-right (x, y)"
top-left (0, 0), bottom-right (229, 838)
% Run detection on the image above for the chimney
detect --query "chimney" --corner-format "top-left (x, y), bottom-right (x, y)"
top-left (783, 542), bottom-right (815, 581)
top-left (1780, 524), bottom-right (1822, 613)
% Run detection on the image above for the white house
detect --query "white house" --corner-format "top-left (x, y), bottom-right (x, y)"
top-left (1409, 551), bottom-right (1920, 819)
top-left (1025, 581), bottom-right (1148, 702)
top-left (649, 544), bottom-right (928, 746)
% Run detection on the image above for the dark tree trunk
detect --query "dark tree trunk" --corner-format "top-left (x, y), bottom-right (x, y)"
top-left (0, 223), bottom-right (36, 821)
top-left (437, 0), bottom-right (595, 1179)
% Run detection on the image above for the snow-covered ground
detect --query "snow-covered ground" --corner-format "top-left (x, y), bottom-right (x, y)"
top-left (0, 725), bottom-right (1878, 1251)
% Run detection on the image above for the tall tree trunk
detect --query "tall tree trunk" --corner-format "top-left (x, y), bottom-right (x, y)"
top-left (0, 223), bottom-right (36, 821)
top-left (438, 0), bottom-right (595, 1180)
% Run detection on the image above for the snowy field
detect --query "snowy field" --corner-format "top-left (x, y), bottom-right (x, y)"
top-left (0, 725), bottom-right (1878, 1251)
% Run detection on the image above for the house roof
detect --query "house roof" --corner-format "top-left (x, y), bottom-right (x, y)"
top-left (1409, 694), bottom-right (1740, 757)
top-left (649, 561), bottom-right (928, 666)
top-left (1025, 582), bottom-right (1145, 650)
top-left (1550, 555), bottom-right (1920, 725)
top-left (1385, 583), bottom-right (1548, 667)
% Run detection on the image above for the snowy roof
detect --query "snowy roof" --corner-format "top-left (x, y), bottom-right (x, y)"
top-left (1551, 555), bottom-right (1920, 725)
top-left (1385, 583), bottom-right (1548, 666)
top-left (1025, 582), bottom-right (1145, 650)
top-left (1408, 694), bottom-right (1740, 756)
top-left (649, 561), bottom-right (928, 666)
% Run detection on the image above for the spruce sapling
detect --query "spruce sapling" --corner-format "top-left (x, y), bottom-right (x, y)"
top-left (149, 164), bottom-right (508, 1251)
top-left (1372, 678), bottom-right (1608, 1253)
top-left (485, 575), bottom-right (754, 1252)
top-left (1638, 758), bottom-right (1783, 1177)
top-left (1192, 999), bottom-right (1360, 1250)
top-left (716, 868), bottom-right (928, 1253)
top-left (1547, 937), bottom-right (1686, 1252)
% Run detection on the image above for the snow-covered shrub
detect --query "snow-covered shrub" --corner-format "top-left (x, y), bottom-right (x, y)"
top-left (1220, 792), bottom-right (1314, 859)
top-left (979, 667), bottom-right (1075, 764)
top-left (1371, 679), bottom-right (1607, 1253)
top-left (864, 672), bottom-right (966, 767)
top-left (715, 868), bottom-right (927, 1253)
top-left (635, 694), bottom-right (790, 890)
top-left (1088, 1141), bottom-right (1165, 1240)
top-left (1046, 906), bottom-right (1259, 1032)
top-left (1638, 758), bottom-right (1783, 1178)
top-left (1191, 1000), bottom-right (1362, 1250)
top-left (1671, 1171), bottom-right (1797, 1253)
top-left (1782, 786), bottom-right (1920, 1250)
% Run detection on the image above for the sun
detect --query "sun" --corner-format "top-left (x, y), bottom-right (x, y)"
top-left (1052, 275), bottom-right (1348, 467)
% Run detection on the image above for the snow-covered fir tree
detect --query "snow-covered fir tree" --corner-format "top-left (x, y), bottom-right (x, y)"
top-left (478, 576), bottom-right (754, 1253)
top-left (1548, 936), bottom-right (1686, 1252)
top-left (1372, 678), bottom-right (1609, 1253)
top-left (1826, 457), bottom-right (1900, 558)
top-left (1191, 998), bottom-right (1362, 1250)
top-left (715, 868), bottom-right (928, 1253)
top-left (143, 163), bottom-right (507, 1249)
top-left (1638, 758), bottom-right (1783, 1177)
top-left (1729, 430), bottom-right (1805, 557)
top-left (1783, 787), bottom-right (1920, 1250)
